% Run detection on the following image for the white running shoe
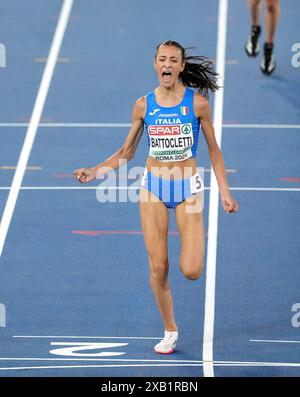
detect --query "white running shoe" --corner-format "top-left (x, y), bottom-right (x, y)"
top-left (245, 36), bottom-right (260, 57)
top-left (154, 331), bottom-right (178, 354)
top-left (260, 43), bottom-right (276, 75)
top-left (245, 25), bottom-right (261, 57)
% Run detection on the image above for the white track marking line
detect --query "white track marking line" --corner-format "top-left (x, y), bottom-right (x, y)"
top-left (250, 339), bottom-right (300, 344)
top-left (0, 123), bottom-right (132, 128)
top-left (216, 361), bottom-right (300, 367)
top-left (0, 123), bottom-right (300, 129)
top-left (1, 361), bottom-right (300, 371)
top-left (223, 124), bottom-right (300, 129)
top-left (0, 357), bottom-right (202, 363)
top-left (202, 0), bottom-right (228, 378)
top-left (229, 187), bottom-right (300, 191)
top-left (13, 335), bottom-right (161, 340)
top-left (0, 0), bottom-right (73, 260)
top-left (0, 187), bottom-right (299, 191)
top-left (0, 357), bottom-right (300, 367)
top-left (0, 359), bottom-right (299, 366)
top-left (0, 356), bottom-right (300, 367)
top-left (0, 363), bottom-right (203, 371)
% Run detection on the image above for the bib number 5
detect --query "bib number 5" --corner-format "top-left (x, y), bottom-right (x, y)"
top-left (190, 173), bottom-right (203, 194)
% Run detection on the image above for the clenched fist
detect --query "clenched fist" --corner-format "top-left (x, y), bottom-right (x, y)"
top-left (73, 168), bottom-right (96, 183)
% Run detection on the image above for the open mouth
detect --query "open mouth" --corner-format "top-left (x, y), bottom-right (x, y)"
top-left (161, 70), bottom-right (172, 82)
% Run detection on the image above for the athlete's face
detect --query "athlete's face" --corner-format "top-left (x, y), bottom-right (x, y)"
top-left (154, 45), bottom-right (185, 88)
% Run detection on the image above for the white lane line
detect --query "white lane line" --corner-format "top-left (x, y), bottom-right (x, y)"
top-left (0, 357), bottom-right (202, 363)
top-left (0, 167), bottom-right (235, 173)
top-left (1, 187), bottom-right (299, 191)
top-left (13, 335), bottom-right (161, 340)
top-left (0, 356), bottom-right (300, 367)
top-left (215, 361), bottom-right (300, 367)
top-left (202, 0), bottom-right (228, 378)
top-left (0, 363), bottom-right (203, 371)
top-left (223, 124), bottom-right (300, 129)
top-left (0, 123), bottom-right (300, 129)
top-left (230, 187), bottom-right (300, 191)
top-left (1, 361), bottom-right (300, 371)
top-left (34, 57), bottom-right (70, 63)
top-left (0, 166), bottom-right (42, 171)
top-left (0, 357), bottom-right (300, 367)
top-left (250, 339), bottom-right (300, 344)
top-left (0, 0), bottom-right (74, 260)
top-left (0, 187), bottom-right (146, 190)
top-left (0, 123), bottom-right (131, 128)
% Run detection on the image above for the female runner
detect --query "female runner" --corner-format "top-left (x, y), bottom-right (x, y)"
top-left (74, 40), bottom-right (238, 354)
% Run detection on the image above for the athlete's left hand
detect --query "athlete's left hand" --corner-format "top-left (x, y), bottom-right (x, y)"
top-left (221, 193), bottom-right (239, 213)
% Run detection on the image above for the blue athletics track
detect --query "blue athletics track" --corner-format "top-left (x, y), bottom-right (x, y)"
top-left (0, 0), bottom-right (299, 378)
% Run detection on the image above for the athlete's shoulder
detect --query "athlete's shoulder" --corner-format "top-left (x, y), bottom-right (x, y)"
top-left (194, 91), bottom-right (209, 105)
top-left (132, 95), bottom-right (147, 119)
top-left (193, 92), bottom-right (210, 118)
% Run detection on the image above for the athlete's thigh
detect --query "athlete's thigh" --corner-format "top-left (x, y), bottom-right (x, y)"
top-left (139, 187), bottom-right (169, 260)
top-left (174, 194), bottom-right (205, 266)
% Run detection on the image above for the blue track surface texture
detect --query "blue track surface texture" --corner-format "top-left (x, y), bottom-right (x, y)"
top-left (0, 0), bottom-right (299, 377)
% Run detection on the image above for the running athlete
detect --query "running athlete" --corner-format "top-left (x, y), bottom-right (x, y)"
top-left (245, 0), bottom-right (280, 75)
top-left (74, 41), bottom-right (238, 354)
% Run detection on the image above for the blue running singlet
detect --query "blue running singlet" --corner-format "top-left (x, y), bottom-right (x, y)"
top-left (143, 87), bottom-right (200, 162)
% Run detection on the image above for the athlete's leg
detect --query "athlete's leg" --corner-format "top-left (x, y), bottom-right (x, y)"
top-left (260, 0), bottom-right (280, 74)
top-left (174, 194), bottom-right (205, 281)
top-left (265, 0), bottom-right (280, 44)
top-left (139, 187), bottom-right (177, 332)
top-left (248, 0), bottom-right (262, 26)
top-left (245, 0), bottom-right (262, 56)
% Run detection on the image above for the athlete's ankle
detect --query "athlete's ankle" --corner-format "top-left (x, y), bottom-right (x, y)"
top-left (264, 42), bottom-right (274, 52)
top-left (165, 326), bottom-right (178, 333)
top-left (251, 24), bottom-right (261, 36)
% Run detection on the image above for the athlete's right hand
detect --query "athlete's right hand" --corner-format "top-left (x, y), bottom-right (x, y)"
top-left (73, 167), bottom-right (96, 183)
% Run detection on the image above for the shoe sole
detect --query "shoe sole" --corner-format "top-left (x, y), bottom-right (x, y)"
top-left (154, 348), bottom-right (175, 354)
top-left (260, 64), bottom-right (276, 75)
top-left (245, 42), bottom-right (260, 57)
top-left (245, 47), bottom-right (260, 57)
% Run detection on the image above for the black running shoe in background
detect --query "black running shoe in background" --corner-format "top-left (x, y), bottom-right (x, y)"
top-left (245, 25), bottom-right (261, 57)
top-left (260, 42), bottom-right (276, 75)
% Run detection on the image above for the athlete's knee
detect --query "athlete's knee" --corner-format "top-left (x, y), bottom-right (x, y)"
top-left (265, 0), bottom-right (279, 13)
top-left (180, 259), bottom-right (203, 281)
top-left (183, 269), bottom-right (202, 280)
top-left (149, 255), bottom-right (169, 282)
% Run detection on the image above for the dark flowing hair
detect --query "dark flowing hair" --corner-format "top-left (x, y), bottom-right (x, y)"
top-left (155, 40), bottom-right (220, 98)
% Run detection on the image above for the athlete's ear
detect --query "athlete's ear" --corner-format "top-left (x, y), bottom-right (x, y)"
top-left (181, 61), bottom-right (185, 73)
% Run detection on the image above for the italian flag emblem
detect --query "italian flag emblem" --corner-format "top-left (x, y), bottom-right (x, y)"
top-left (180, 106), bottom-right (188, 115)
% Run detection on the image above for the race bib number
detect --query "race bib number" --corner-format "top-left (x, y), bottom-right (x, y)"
top-left (190, 173), bottom-right (203, 194)
top-left (148, 123), bottom-right (194, 162)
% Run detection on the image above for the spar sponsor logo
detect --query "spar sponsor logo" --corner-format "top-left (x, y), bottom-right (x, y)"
top-left (148, 124), bottom-right (192, 136)
top-left (181, 124), bottom-right (192, 134)
top-left (149, 124), bottom-right (180, 135)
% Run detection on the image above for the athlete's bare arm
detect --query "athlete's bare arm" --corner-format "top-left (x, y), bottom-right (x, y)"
top-left (194, 93), bottom-right (238, 213)
top-left (74, 97), bottom-right (146, 183)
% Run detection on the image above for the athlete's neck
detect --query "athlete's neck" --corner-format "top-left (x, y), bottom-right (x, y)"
top-left (155, 83), bottom-right (186, 103)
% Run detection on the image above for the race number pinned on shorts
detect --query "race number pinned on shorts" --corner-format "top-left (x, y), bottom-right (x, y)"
top-left (190, 172), bottom-right (203, 194)
top-left (141, 167), bottom-right (147, 187)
